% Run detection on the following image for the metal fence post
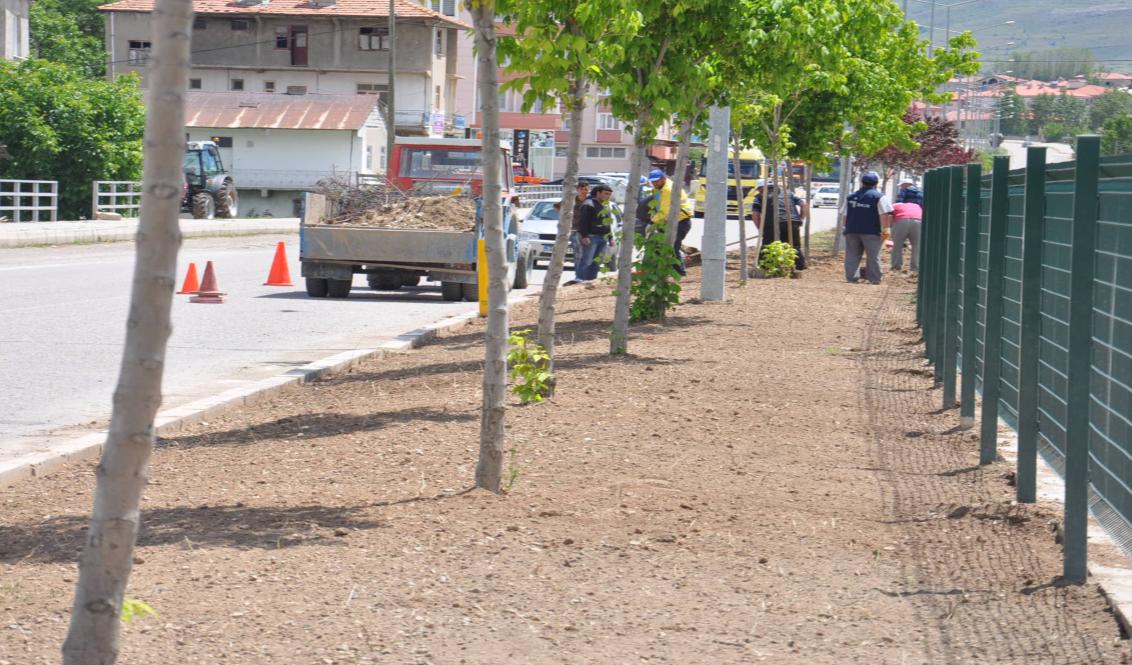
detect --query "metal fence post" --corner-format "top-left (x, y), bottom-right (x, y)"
top-left (918, 169), bottom-right (935, 346)
top-left (924, 169), bottom-right (941, 367)
top-left (1063, 135), bottom-right (1101, 583)
top-left (959, 162), bottom-right (982, 428)
top-left (1015, 147), bottom-right (1047, 503)
top-left (979, 155), bottom-right (1010, 465)
top-left (932, 168), bottom-right (949, 382)
top-left (942, 166), bottom-right (964, 408)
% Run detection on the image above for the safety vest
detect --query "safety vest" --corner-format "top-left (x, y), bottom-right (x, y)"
top-left (844, 188), bottom-right (884, 236)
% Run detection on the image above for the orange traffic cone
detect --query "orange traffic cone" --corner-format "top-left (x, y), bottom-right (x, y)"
top-left (189, 261), bottom-right (226, 303)
top-left (176, 262), bottom-right (200, 294)
top-left (263, 241), bottom-right (293, 286)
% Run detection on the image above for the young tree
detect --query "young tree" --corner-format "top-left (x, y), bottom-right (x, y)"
top-left (0, 60), bottom-right (144, 219)
top-left (997, 89), bottom-right (1026, 136)
top-left (1028, 94), bottom-right (1059, 136)
top-left (867, 111), bottom-right (976, 174)
top-left (61, 0), bottom-right (192, 661)
top-left (498, 1), bottom-right (640, 391)
top-left (1089, 90), bottom-right (1132, 131)
top-left (467, 0), bottom-right (510, 492)
top-left (1101, 115), bottom-right (1132, 156)
top-left (30, 0), bottom-right (107, 78)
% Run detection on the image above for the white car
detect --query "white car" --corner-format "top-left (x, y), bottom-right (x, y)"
top-left (811, 185), bottom-right (841, 208)
top-left (520, 200), bottom-right (573, 266)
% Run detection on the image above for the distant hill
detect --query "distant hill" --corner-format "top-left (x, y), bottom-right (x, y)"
top-left (902, 0), bottom-right (1132, 75)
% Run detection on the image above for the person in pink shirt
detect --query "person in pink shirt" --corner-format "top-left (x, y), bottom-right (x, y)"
top-left (889, 201), bottom-right (922, 272)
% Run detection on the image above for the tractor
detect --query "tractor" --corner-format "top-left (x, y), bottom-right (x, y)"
top-left (182, 141), bottom-right (238, 219)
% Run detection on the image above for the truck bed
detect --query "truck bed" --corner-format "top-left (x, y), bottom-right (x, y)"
top-left (300, 224), bottom-right (477, 266)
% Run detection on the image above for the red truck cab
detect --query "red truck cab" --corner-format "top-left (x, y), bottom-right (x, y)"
top-left (387, 137), bottom-right (514, 196)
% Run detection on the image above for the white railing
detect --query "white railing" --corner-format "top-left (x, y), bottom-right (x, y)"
top-left (92, 181), bottom-right (143, 219)
top-left (515, 184), bottom-right (563, 207)
top-left (0, 180), bottom-right (58, 222)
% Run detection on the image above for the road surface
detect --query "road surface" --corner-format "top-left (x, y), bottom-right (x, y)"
top-left (1000, 139), bottom-right (1075, 170)
top-left (0, 234), bottom-right (555, 459)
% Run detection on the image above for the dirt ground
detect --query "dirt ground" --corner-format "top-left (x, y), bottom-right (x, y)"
top-left (321, 196), bottom-right (477, 230)
top-left (2, 250), bottom-right (1130, 664)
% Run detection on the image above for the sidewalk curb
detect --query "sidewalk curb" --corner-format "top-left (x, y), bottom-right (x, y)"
top-left (0, 219), bottom-right (300, 248)
top-left (0, 309), bottom-right (483, 489)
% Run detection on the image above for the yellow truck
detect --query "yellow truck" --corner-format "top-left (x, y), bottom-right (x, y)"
top-left (692, 147), bottom-right (766, 218)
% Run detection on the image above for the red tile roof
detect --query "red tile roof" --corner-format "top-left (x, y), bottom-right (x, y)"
top-left (184, 91), bottom-right (382, 131)
top-left (1097, 72), bottom-right (1132, 81)
top-left (99, 0), bottom-right (469, 27)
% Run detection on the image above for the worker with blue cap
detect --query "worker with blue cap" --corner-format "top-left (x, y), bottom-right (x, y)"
top-left (840, 170), bottom-right (893, 284)
top-left (645, 168), bottom-right (693, 275)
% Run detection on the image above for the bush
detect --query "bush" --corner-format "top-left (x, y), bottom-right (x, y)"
top-left (629, 229), bottom-right (682, 322)
top-left (758, 241), bottom-right (798, 278)
top-left (0, 59), bottom-right (144, 219)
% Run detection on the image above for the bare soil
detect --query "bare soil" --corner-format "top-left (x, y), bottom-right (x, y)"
top-left (1, 252), bottom-right (1129, 664)
top-left (320, 196), bottom-right (477, 231)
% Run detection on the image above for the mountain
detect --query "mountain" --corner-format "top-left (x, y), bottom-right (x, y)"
top-left (902, 0), bottom-right (1132, 75)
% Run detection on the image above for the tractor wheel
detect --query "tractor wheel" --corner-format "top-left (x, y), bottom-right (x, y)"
top-left (215, 182), bottom-right (239, 218)
top-left (305, 277), bottom-right (329, 297)
top-left (399, 274), bottom-right (421, 287)
top-left (440, 281), bottom-right (462, 301)
top-left (367, 274), bottom-right (400, 290)
top-left (327, 278), bottom-right (352, 298)
top-left (191, 191), bottom-right (215, 219)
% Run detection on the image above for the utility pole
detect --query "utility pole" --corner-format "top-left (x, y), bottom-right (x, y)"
top-left (701, 105), bottom-right (729, 301)
top-left (385, 0), bottom-right (396, 175)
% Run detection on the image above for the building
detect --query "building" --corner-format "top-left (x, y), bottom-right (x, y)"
top-left (1, 0), bottom-right (29, 60)
top-left (99, 0), bottom-right (465, 147)
top-left (184, 91), bottom-right (386, 217)
top-left (1096, 72), bottom-right (1132, 89)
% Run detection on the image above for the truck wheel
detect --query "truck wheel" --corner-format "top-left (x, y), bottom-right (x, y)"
top-left (513, 253), bottom-right (532, 289)
top-left (215, 182), bottom-right (239, 218)
top-left (399, 274), bottom-right (421, 287)
top-left (191, 192), bottom-right (215, 219)
top-left (327, 278), bottom-right (352, 298)
top-left (440, 281), bottom-right (462, 301)
top-left (305, 277), bottom-right (329, 297)
top-left (462, 282), bottom-right (479, 302)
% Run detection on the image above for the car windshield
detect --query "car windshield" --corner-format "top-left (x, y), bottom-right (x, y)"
top-left (528, 201), bottom-right (559, 220)
top-left (819, 187), bottom-right (839, 193)
top-left (399, 147), bottom-right (482, 179)
top-left (182, 151), bottom-right (201, 175)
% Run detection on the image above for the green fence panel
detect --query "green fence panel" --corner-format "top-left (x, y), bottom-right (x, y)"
top-left (942, 167), bottom-right (964, 407)
top-left (1016, 146), bottom-right (1048, 504)
top-left (998, 168), bottom-right (1029, 430)
top-left (959, 163), bottom-right (983, 427)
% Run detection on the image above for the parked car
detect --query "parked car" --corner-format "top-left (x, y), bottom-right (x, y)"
top-left (811, 185), bottom-right (841, 208)
top-left (542, 174), bottom-right (626, 205)
top-left (520, 200), bottom-right (573, 266)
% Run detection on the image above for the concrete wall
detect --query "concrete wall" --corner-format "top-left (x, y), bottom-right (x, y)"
top-left (1, 0), bottom-right (29, 60)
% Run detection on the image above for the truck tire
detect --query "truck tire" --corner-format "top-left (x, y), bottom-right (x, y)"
top-left (513, 253), bottom-right (532, 289)
top-left (399, 274), bottom-right (421, 287)
top-left (191, 191), bottom-right (215, 219)
top-left (305, 277), bottom-right (329, 297)
top-left (215, 182), bottom-right (239, 218)
top-left (440, 281), bottom-right (462, 301)
top-left (367, 274), bottom-right (400, 290)
top-left (327, 278), bottom-right (352, 298)
top-left (462, 282), bottom-right (478, 302)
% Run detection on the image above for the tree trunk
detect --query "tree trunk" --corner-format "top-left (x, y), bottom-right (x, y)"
top-left (61, 0), bottom-right (192, 661)
top-left (610, 122), bottom-right (650, 355)
top-left (535, 74), bottom-right (585, 396)
top-left (664, 116), bottom-right (694, 246)
top-left (803, 168), bottom-right (812, 259)
top-left (470, 4), bottom-right (508, 493)
top-left (732, 132), bottom-right (748, 282)
top-left (784, 158), bottom-right (796, 249)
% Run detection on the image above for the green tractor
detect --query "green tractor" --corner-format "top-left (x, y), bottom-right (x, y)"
top-left (182, 140), bottom-right (238, 219)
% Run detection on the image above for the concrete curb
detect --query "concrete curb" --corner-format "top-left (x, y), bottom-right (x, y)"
top-left (0, 308), bottom-right (482, 489)
top-left (0, 219), bottom-right (300, 248)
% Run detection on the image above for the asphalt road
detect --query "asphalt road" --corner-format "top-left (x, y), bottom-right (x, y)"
top-left (0, 234), bottom-right (554, 457)
top-left (683, 205), bottom-right (841, 251)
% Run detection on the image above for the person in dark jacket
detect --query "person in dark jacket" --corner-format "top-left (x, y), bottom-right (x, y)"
top-left (896, 179), bottom-right (923, 205)
top-left (751, 180), bottom-right (808, 270)
top-left (576, 184), bottom-right (615, 281)
top-left (841, 171), bottom-right (894, 284)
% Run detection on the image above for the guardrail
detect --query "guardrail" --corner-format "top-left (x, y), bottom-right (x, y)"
top-left (92, 181), bottom-right (143, 219)
top-left (917, 136), bottom-right (1132, 583)
top-left (0, 179), bottom-right (58, 222)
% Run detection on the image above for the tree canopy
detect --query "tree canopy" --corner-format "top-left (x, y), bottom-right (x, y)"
top-left (30, 0), bottom-right (107, 78)
top-left (0, 60), bottom-right (145, 219)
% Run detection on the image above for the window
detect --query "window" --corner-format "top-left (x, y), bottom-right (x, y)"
top-left (263, 80), bottom-right (276, 93)
top-left (193, 17), bottom-right (207, 30)
top-left (398, 147), bottom-right (483, 179)
top-left (285, 85), bottom-right (307, 95)
top-left (366, 145), bottom-right (373, 171)
top-left (358, 27), bottom-right (388, 51)
top-left (275, 27), bottom-right (289, 49)
top-left (202, 147), bottom-right (222, 175)
top-left (356, 82), bottom-right (387, 97)
top-left (429, 0), bottom-right (456, 16)
top-left (127, 40), bottom-right (151, 65)
top-left (231, 19), bottom-right (250, 31)
top-left (554, 146), bottom-right (568, 157)
top-left (435, 85), bottom-right (441, 110)
top-left (188, 78), bottom-right (202, 90)
top-left (435, 28), bottom-right (444, 55)
top-left (230, 78), bottom-right (244, 91)
top-left (597, 113), bottom-right (622, 130)
top-left (585, 146), bottom-right (627, 159)
top-left (561, 114), bottom-right (572, 131)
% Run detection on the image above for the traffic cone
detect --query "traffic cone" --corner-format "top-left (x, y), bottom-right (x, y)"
top-left (189, 261), bottom-right (226, 303)
top-left (176, 262), bottom-right (200, 294)
top-left (263, 241), bottom-right (293, 286)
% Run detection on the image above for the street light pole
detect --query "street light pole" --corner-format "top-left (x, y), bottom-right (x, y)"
top-left (385, 0), bottom-right (396, 175)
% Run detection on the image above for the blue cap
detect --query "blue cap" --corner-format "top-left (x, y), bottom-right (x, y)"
top-left (861, 170), bottom-right (880, 185)
top-left (647, 169), bottom-right (666, 182)
top-left (639, 176), bottom-right (649, 185)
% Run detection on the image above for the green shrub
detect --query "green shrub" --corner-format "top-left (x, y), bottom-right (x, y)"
top-left (758, 241), bottom-right (798, 278)
top-left (507, 329), bottom-right (552, 403)
top-left (629, 229), bottom-right (682, 322)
